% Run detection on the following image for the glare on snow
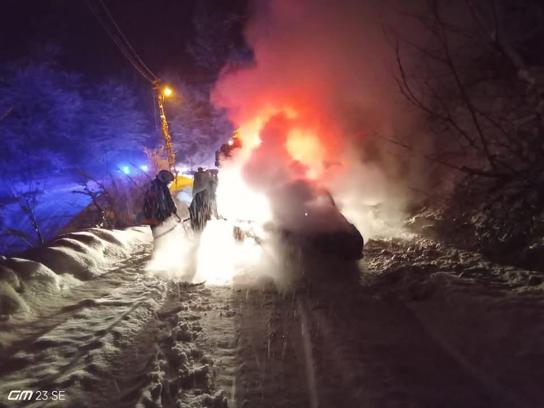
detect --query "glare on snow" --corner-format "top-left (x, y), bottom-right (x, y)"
top-left (147, 163), bottom-right (270, 286)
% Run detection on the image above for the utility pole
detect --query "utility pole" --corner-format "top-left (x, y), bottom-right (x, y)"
top-left (154, 81), bottom-right (176, 170)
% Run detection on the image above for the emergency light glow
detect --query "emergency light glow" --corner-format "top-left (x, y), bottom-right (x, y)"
top-left (121, 165), bottom-right (131, 175)
top-left (140, 164), bottom-right (149, 172)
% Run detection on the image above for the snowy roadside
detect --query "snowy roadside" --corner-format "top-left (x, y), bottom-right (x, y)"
top-left (0, 223), bottom-right (235, 408)
top-left (363, 239), bottom-right (544, 407)
top-left (0, 227), bottom-right (152, 345)
top-left (0, 226), bottom-right (542, 407)
top-left (0, 226), bottom-right (164, 407)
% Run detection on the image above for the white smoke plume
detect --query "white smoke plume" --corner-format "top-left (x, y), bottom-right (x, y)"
top-left (212, 0), bottom-right (425, 238)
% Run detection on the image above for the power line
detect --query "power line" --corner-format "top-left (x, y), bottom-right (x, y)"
top-left (86, 0), bottom-right (158, 84)
top-left (86, 0), bottom-right (177, 170)
top-left (97, 0), bottom-right (158, 82)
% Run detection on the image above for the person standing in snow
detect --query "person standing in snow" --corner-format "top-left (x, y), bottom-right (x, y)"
top-left (189, 167), bottom-right (217, 231)
top-left (208, 169), bottom-right (219, 218)
top-left (143, 169), bottom-right (180, 237)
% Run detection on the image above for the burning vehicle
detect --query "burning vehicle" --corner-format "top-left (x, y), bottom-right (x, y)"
top-left (213, 115), bottom-right (365, 262)
top-left (229, 177), bottom-right (364, 262)
top-left (267, 180), bottom-right (364, 261)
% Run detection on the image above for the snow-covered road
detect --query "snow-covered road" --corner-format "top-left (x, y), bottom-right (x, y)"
top-left (0, 229), bottom-right (543, 407)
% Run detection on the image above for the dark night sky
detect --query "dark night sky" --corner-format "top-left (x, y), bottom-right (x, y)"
top-left (0, 0), bottom-right (246, 82)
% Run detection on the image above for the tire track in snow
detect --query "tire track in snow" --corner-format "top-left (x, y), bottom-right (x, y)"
top-left (89, 283), bottom-right (236, 408)
top-left (299, 284), bottom-right (511, 408)
top-left (228, 278), bottom-right (514, 408)
top-left (230, 286), bottom-right (312, 408)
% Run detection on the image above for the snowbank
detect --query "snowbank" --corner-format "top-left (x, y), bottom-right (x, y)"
top-left (0, 226), bottom-right (151, 319)
top-left (362, 238), bottom-right (544, 406)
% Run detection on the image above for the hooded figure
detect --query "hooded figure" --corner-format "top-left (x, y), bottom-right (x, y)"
top-left (189, 168), bottom-right (218, 231)
top-left (143, 170), bottom-right (178, 230)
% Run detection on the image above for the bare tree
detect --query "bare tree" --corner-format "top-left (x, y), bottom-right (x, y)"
top-left (392, 0), bottom-right (544, 251)
top-left (73, 175), bottom-right (112, 228)
top-left (1, 181), bottom-right (46, 248)
top-left (72, 171), bottom-right (149, 230)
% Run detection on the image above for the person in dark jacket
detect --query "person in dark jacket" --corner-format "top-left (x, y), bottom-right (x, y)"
top-left (143, 170), bottom-right (179, 237)
top-left (189, 168), bottom-right (218, 231)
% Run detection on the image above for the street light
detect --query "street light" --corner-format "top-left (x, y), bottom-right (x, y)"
top-left (162, 86), bottom-right (173, 98)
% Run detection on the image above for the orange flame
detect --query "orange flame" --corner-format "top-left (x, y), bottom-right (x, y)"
top-left (233, 104), bottom-right (341, 182)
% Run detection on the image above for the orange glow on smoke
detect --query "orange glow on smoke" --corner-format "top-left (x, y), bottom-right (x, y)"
top-left (286, 128), bottom-right (325, 178)
top-left (233, 104), bottom-right (337, 181)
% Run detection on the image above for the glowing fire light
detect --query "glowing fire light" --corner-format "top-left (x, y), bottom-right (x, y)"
top-left (229, 106), bottom-right (331, 181)
top-left (193, 219), bottom-right (263, 285)
top-left (148, 107), bottom-right (339, 286)
top-left (216, 162), bottom-right (272, 224)
top-left (286, 128), bottom-right (325, 178)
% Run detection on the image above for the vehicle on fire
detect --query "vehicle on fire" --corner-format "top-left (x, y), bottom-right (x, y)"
top-left (275, 188), bottom-right (364, 261)
top-left (235, 185), bottom-right (364, 262)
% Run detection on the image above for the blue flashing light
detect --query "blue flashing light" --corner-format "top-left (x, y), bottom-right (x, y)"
top-left (140, 164), bottom-right (149, 172)
top-left (121, 165), bottom-right (131, 175)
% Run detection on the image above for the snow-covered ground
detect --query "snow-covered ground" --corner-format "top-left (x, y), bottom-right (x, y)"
top-left (0, 224), bottom-right (543, 407)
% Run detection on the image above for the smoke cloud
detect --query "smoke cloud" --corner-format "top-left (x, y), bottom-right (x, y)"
top-left (213, 0), bottom-right (423, 237)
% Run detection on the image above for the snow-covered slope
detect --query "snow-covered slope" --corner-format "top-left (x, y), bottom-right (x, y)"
top-left (0, 226), bottom-right (151, 321)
